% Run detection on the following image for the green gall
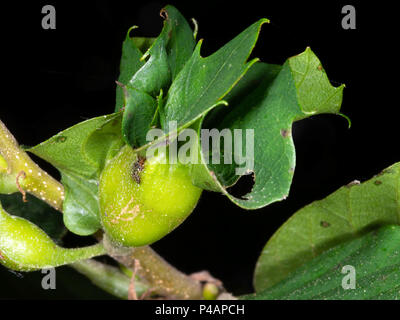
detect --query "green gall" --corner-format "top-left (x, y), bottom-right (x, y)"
top-left (99, 145), bottom-right (202, 247)
top-left (0, 202), bottom-right (105, 271)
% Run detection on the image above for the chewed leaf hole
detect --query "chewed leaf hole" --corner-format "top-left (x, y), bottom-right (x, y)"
top-left (226, 172), bottom-right (255, 200)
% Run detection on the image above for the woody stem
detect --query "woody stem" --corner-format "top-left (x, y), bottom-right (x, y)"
top-left (103, 236), bottom-right (204, 300)
top-left (0, 120), bottom-right (64, 211)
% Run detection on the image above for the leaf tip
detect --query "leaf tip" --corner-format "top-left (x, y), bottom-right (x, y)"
top-left (126, 25), bottom-right (139, 39)
top-left (193, 39), bottom-right (204, 57)
top-left (191, 18), bottom-right (199, 40)
top-left (337, 112), bottom-right (352, 129)
top-left (160, 8), bottom-right (169, 20)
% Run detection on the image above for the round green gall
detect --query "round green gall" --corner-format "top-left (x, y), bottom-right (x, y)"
top-left (99, 145), bottom-right (202, 247)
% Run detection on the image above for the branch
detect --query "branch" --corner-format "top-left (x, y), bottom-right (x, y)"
top-left (71, 259), bottom-right (149, 299)
top-left (0, 120), bottom-right (64, 211)
top-left (103, 236), bottom-right (204, 300)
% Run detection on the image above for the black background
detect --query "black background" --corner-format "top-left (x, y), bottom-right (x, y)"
top-left (0, 0), bottom-right (398, 299)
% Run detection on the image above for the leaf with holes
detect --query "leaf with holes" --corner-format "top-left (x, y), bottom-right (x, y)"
top-left (191, 48), bottom-right (345, 209)
top-left (254, 162), bottom-right (400, 291)
top-left (161, 18), bottom-right (267, 131)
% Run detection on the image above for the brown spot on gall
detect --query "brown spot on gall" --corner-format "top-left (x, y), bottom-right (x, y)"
top-left (132, 156), bottom-right (146, 184)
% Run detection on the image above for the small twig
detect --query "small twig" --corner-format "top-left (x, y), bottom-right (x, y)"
top-left (139, 288), bottom-right (155, 300)
top-left (16, 171), bottom-right (27, 202)
top-left (128, 259), bottom-right (141, 300)
top-left (103, 236), bottom-right (203, 300)
top-left (71, 259), bottom-right (148, 300)
top-left (190, 270), bottom-right (223, 287)
top-left (191, 18), bottom-right (199, 40)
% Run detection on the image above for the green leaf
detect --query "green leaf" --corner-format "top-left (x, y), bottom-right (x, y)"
top-left (162, 18), bottom-right (268, 131)
top-left (61, 171), bottom-right (101, 236)
top-left (28, 113), bottom-right (121, 176)
top-left (192, 48), bottom-right (344, 209)
top-left (0, 193), bottom-right (65, 241)
top-left (120, 5), bottom-right (195, 148)
top-left (84, 113), bottom-right (125, 168)
top-left (115, 27), bottom-right (145, 112)
top-left (254, 162), bottom-right (400, 292)
top-left (162, 5), bottom-right (196, 80)
top-left (127, 31), bottom-right (171, 97)
top-left (122, 88), bottom-right (158, 148)
top-left (193, 62), bottom-right (281, 191)
top-left (132, 37), bottom-right (156, 55)
top-left (28, 113), bottom-right (123, 236)
top-left (244, 225), bottom-right (400, 300)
